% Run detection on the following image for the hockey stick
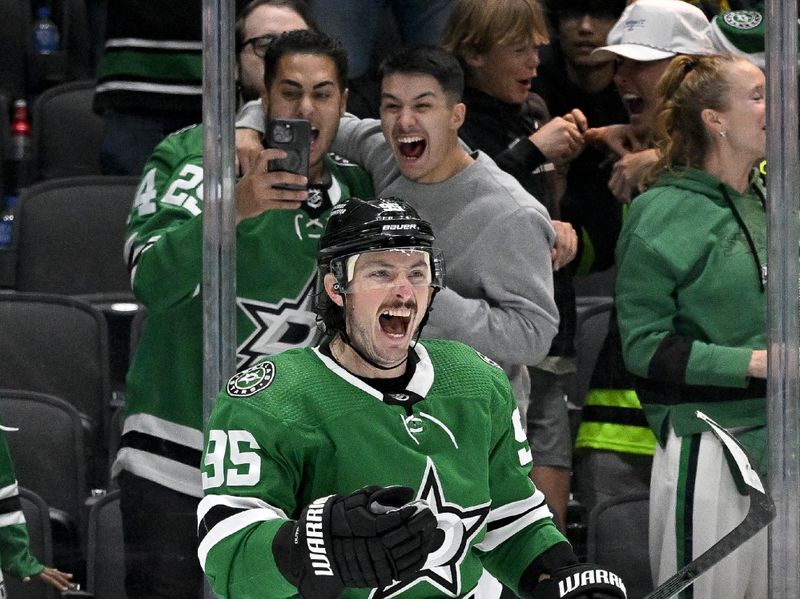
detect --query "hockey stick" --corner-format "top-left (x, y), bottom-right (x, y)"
top-left (644, 411), bottom-right (776, 599)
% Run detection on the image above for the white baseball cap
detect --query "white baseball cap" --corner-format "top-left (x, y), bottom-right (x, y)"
top-left (593, 0), bottom-right (714, 62)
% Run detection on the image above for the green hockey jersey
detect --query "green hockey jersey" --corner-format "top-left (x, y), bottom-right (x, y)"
top-left (116, 123), bottom-right (373, 497)
top-left (0, 427), bottom-right (45, 584)
top-left (198, 339), bottom-right (567, 598)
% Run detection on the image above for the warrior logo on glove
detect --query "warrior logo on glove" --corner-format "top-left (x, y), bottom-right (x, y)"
top-left (557, 566), bottom-right (627, 597)
top-left (304, 496), bottom-right (335, 577)
top-left (531, 564), bottom-right (628, 599)
top-left (274, 485), bottom-right (440, 598)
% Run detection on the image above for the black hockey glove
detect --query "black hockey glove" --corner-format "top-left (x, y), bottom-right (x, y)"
top-left (529, 564), bottom-right (628, 599)
top-left (273, 485), bottom-right (438, 599)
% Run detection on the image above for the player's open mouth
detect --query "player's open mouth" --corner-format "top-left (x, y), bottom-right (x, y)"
top-left (622, 93), bottom-right (645, 115)
top-left (379, 308), bottom-right (412, 338)
top-left (310, 126), bottom-right (320, 146)
top-left (397, 136), bottom-right (426, 159)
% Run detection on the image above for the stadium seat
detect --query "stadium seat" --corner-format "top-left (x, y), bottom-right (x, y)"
top-left (0, 292), bottom-right (111, 487)
top-left (32, 80), bottom-right (104, 181)
top-left (85, 490), bottom-right (126, 599)
top-left (13, 176), bottom-right (142, 419)
top-left (0, 390), bottom-right (88, 535)
top-left (0, 390), bottom-right (89, 585)
top-left (5, 487), bottom-right (59, 599)
top-left (14, 176), bottom-right (138, 300)
top-left (587, 492), bottom-right (653, 599)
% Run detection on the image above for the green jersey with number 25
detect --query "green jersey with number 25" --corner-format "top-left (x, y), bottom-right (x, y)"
top-left (117, 124), bottom-right (373, 497)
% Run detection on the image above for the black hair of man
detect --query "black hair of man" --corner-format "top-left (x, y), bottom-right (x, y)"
top-left (235, 0), bottom-right (317, 54)
top-left (544, 0), bottom-right (626, 30)
top-left (378, 45), bottom-right (464, 104)
top-left (262, 29), bottom-right (349, 91)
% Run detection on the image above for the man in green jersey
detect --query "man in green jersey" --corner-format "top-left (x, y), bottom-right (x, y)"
top-left (198, 198), bottom-right (626, 599)
top-left (118, 30), bottom-right (372, 599)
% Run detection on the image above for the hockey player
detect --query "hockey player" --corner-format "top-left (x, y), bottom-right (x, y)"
top-left (198, 197), bottom-right (627, 599)
top-left (0, 425), bottom-right (74, 594)
top-left (117, 30), bottom-right (372, 599)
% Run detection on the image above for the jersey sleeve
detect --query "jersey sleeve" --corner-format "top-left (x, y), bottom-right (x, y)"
top-left (616, 229), bottom-right (753, 388)
top-left (123, 127), bottom-right (207, 312)
top-left (473, 372), bottom-right (568, 591)
top-left (0, 430), bottom-right (44, 579)
top-left (197, 388), bottom-right (315, 599)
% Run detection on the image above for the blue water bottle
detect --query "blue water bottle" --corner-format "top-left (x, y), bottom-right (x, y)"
top-left (0, 195), bottom-right (17, 250)
top-left (32, 7), bottom-right (60, 55)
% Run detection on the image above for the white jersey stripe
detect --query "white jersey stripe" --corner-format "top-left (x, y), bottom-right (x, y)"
top-left (197, 494), bottom-right (287, 526)
top-left (407, 343), bottom-right (435, 398)
top-left (113, 447), bottom-right (203, 498)
top-left (197, 500), bottom-right (285, 570)
top-left (105, 38), bottom-right (203, 51)
top-left (313, 348), bottom-right (383, 400)
top-left (0, 482), bottom-right (19, 501)
top-left (0, 511), bottom-right (26, 528)
top-left (475, 491), bottom-right (552, 552)
top-left (467, 569), bottom-right (504, 598)
top-left (123, 413), bottom-right (204, 449)
top-left (95, 82), bottom-right (203, 96)
top-left (312, 342), bottom-right (435, 400)
top-left (484, 490), bottom-right (547, 525)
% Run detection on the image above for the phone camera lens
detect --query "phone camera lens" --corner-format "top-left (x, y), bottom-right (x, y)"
top-left (272, 123), bottom-right (293, 144)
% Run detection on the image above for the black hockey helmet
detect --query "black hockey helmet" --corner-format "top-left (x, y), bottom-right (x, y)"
top-left (315, 197), bottom-right (445, 340)
top-left (317, 197), bottom-right (445, 291)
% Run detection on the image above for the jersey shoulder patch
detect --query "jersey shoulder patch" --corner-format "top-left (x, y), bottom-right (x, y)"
top-left (226, 361), bottom-right (275, 398)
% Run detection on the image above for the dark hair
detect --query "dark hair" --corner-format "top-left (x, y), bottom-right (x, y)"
top-left (235, 0), bottom-right (317, 53)
top-left (263, 29), bottom-right (349, 90)
top-left (543, 0), bottom-right (626, 30)
top-left (315, 288), bottom-right (345, 337)
top-left (378, 45), bottom-right (464, 103)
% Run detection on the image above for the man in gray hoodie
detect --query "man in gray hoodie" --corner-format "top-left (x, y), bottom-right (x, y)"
top-left (329, 45), bottom-right (559, 421)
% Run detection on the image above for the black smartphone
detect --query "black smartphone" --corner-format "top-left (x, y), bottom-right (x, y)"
top-left (264, 118), bottom-right (311, 190)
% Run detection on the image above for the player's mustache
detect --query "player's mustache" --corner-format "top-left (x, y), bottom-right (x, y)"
top-left (381, 299), bottom-right (417, 312)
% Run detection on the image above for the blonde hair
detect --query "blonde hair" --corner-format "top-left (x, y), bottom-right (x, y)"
top-left (441, 0), bottom-right (549, 60)
top-left (647, 53), bottom-right (743, 184)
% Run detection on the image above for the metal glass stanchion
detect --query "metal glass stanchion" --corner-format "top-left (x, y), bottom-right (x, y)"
top-left (766, 2), bottom-right (800, 597)
top-left (201, 1), bottom-right (237, 597)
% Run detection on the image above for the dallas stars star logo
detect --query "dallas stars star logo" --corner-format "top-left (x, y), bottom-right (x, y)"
top-left (371, 458), bottom-right (491, 598)
top-left (237, 274), bottom-right (319, 368)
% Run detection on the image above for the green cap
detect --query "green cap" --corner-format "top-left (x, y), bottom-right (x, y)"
top-left (710, 9), bottom-right (766, 68)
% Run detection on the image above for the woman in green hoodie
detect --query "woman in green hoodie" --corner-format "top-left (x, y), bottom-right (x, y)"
top-left (615, 54), bottom-right (767, 598)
